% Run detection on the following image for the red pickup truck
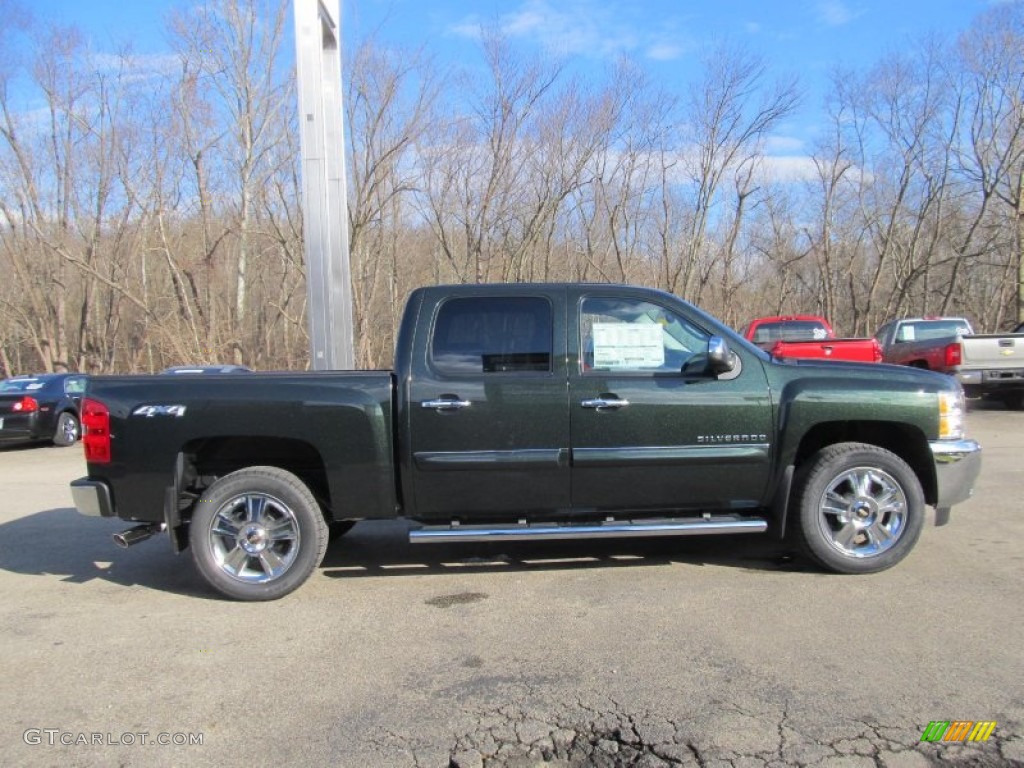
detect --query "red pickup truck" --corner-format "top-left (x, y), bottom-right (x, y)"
top-left (741, 316), bottom-right (883, 363)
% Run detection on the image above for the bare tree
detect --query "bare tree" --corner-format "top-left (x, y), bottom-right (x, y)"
top-left (665, 42), bottom-right (799, 302)
top-left (345, 40), bottom-right (439, 366)
top-left (954, 3), bottom-right (1024, 327)
top-left (169, 0), bottom-right (292, 361)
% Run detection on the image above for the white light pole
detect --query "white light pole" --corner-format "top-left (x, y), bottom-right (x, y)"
top-left (293, 0), bottom-right (354, 370)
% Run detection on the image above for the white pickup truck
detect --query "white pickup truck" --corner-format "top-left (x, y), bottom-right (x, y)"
top-left (956, 322), bottom-right (1024, 409)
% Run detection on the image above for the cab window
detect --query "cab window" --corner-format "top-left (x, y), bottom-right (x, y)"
top-left (65, 377), bottom-right (87, 395)
top-left (431, 297), bottom-right (553, 375)
top-left (580, 297), bottom-right (709, 373)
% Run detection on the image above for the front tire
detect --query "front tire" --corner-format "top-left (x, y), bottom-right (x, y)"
top-left (189, 466), bottom-right (328, 601)
top-left (792, 443), bottom-right (924, 574)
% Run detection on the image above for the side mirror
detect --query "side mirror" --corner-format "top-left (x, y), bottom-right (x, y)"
top-left (707, 336), bottom-right (736, 375)
top-left (681, 337), bottom-right (737, 377)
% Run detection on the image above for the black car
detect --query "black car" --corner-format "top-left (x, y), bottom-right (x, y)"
top-left (0, 373), bottom-right (88, 447)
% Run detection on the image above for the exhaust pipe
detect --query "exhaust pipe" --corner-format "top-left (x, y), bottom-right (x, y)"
top-left (113, 523), bottom-right (165, 549)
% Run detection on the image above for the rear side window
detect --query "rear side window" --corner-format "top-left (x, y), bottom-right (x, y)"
top-left (431, 297), bottom-right (553, 375)
top-left (65, 377), bottom-right (87, 394)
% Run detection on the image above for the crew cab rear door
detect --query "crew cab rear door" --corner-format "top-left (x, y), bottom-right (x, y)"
top-left (407, 287), bottom-right (570, 518)
top-left (568, 286), bottom-right (773, 513)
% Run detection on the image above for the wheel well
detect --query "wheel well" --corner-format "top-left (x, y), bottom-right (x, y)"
top-left (793, 421), bottom-right (937, 505)
top-left (180, 436), bottom-right (334, 520)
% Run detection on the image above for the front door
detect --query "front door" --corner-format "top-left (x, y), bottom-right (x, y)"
top-left (408, 289), bottom-right (571, 519)
top-left (569, 287), bottom-right (774, 514)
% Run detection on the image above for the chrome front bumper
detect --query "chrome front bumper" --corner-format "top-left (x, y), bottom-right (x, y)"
top-left (929, 439), bottom-right (982, 525)
top-left (70, 478), bottom-right (115, 518)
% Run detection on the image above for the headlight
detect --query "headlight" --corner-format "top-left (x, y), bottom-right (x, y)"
top-left (938, 389), bottom-right (966, 440)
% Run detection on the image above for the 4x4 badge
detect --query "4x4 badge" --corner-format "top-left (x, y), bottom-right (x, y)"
top-left (132, 405), bottom-right (187, 418)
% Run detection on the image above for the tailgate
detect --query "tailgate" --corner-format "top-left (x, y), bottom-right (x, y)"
top-left (961, 334), bottom-right (1024, 368)
top-left (772, 339), bottom-right (879, 362)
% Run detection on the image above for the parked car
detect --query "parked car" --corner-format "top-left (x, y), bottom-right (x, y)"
top-left (873, 317), bottom-right (973, 369)
top-left (160, 365), bottom-right (253, 374)
top-left (741, 315), bottom-right (882, 362)
top-left (0, 373), bottom-right (88, 447)
top-left (71, 284), bottom-right (980, 601)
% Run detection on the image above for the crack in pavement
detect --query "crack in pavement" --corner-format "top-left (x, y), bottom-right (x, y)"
top-left (419, 700), bottom-right (1020, 768)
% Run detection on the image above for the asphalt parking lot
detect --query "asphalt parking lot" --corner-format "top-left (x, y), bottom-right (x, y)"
top-left (1, 404), bottom-right (1022, 768)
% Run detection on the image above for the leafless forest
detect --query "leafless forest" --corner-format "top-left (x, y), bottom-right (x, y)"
top-left (0, 1), bottom-right (1021, 375)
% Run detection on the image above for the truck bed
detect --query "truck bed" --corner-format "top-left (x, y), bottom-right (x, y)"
top-left (81, 370), bottom-right (398, 525)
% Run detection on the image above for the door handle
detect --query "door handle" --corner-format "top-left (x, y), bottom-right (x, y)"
top-left (421, 398), bottom-right (472, 411)
top-left (581, 397), bottom-right (629, 410)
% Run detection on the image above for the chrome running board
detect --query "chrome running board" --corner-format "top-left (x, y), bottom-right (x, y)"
top-left (409, 515), bottom-right (767, 544)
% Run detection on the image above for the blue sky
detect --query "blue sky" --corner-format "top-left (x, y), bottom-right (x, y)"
top-left (21, 0), bottom-right (1004, 152)
top-left (28, 1), bottom-right (994, 75)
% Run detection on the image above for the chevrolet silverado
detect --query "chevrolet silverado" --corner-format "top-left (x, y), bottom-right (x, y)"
top-left (71, 284), bottom-right (982, 600)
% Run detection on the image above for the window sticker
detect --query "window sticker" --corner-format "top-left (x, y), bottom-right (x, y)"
top-left (592, 323), bottom-right (664, 369)
top-left (899, 325), bottom-right (916, 342)
top-left (812, 327), bottom-right (828, 340)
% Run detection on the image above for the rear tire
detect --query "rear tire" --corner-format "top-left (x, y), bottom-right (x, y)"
top-left (53, 412), bottom-right (80, 446)
top-left (792, 442), bottom-right (924, 574)
top-left (189, 466), bottom-right (328, 601)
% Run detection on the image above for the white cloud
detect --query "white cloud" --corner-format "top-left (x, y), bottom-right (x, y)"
top-left (744, 21), bottom-right (762, 35)
top-left (449, 0), bottom-right (688, 62)
top-left (815, 0), bottom-right (864, 27)
top-left (646, 42), bottom-right (684, 62)
top-left (758, 155), bottom-right (820, 183)
top-left (91, 52), bottom-right (182, 83)
top-left (500, 8), bottom-right (548, 36)
top-left (764, 135), bottom-right (806, 154)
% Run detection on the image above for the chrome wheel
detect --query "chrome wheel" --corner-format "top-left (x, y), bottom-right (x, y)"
top-left (207, 493), bottom-right (301, 583)
top-left (62, 415), bottom-right (80, 443)
top-left (53, 412), bottom-right (80, 446)
top-left (817, 466), bottom-right (907, 558)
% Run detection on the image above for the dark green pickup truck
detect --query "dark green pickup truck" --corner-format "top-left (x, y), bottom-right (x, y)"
top-left (71, 284), bottom-right (981, 600)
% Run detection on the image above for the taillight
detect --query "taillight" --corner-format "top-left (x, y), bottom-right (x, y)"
top-left (944, 342), bottom-right (962, 367)
top-left (81, 397), bottom-right (111, 464)
top-left (12, 396), bottom-right (39, 412)
top-left (871, 340), bottom-right (883, 363)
